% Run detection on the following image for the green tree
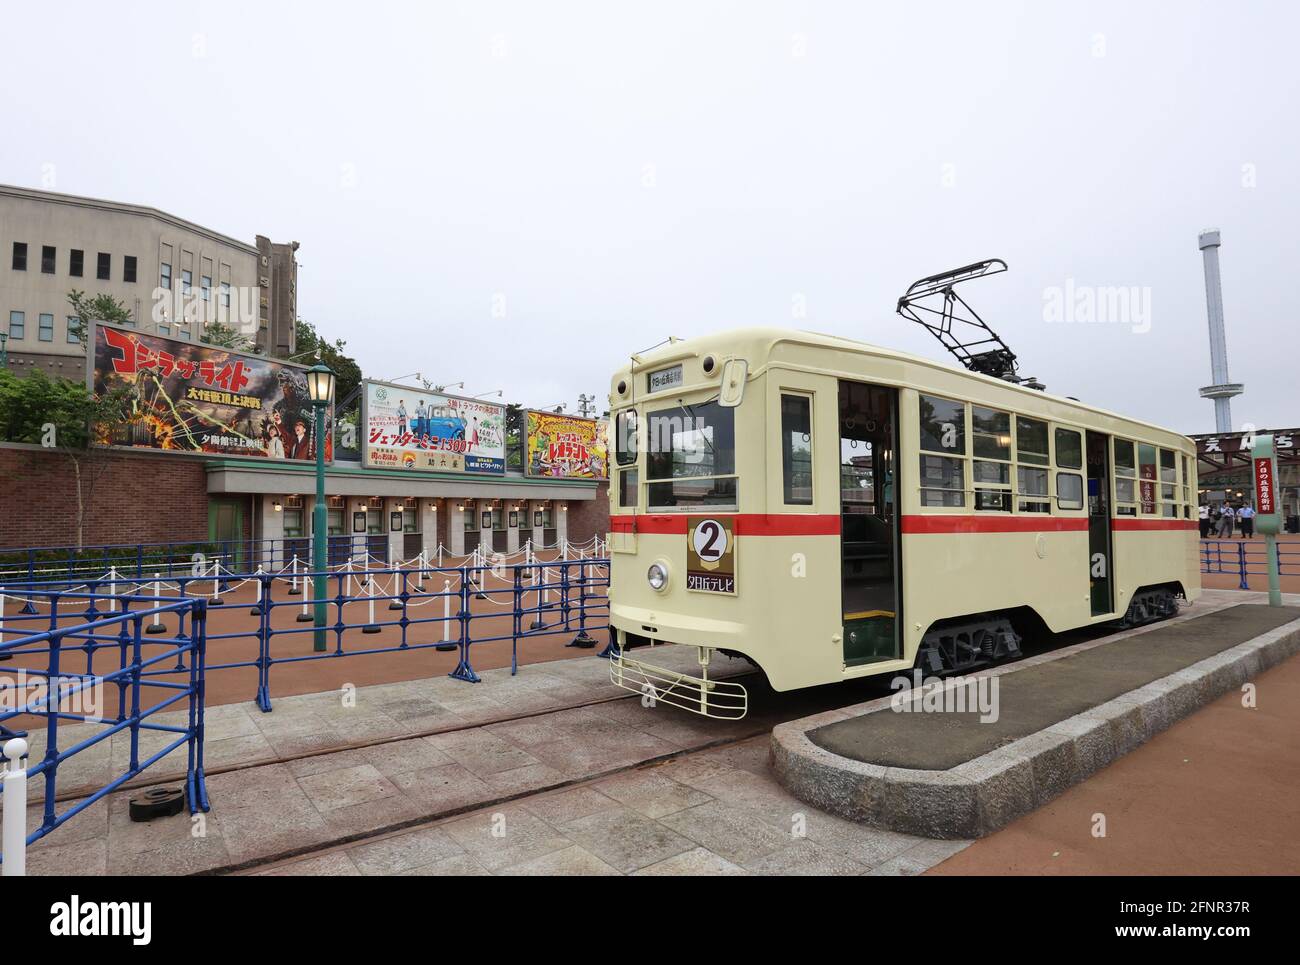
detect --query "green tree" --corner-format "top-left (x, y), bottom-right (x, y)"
top-left (288, 319), bottom-right (363, 405)
top-left (0, 368), bottom-right (134, 549)
top-left (66, 289), bottom-right (133, 347)
top-left (200, 320), bottom-right (256, 353)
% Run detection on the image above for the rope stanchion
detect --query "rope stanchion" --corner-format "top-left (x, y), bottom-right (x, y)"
top-left (146, 572), bottom-right (168, 634)
top-left (436, 578), bottom-right (456, 650)
top-left (297, 575), bottom-right (314, 622)
top-left (363, 568), bottom-right (381, 633)
top-left (249, 564), bottom-right (264, 616)
top-left (287, 554), bottom-right (302, 595)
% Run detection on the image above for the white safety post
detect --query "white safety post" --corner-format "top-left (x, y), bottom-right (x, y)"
top-left (291, 554), bottom-right (300, 593)
top-left (151, 573), bottom-right (163, 630)
top-left (251, 564), bottom-right (264, 616)
top-left (0, 587), bottom-right (5, 646)
top-left (367, 573), bottom-right (376, 625)
top-left (108, 566), bottom-right (118, 612)
top-left (301, 576), bottom-right (311, 619)
top-left (211, 559), bottom-right (220, 598)
top-left (437, 544), bottom-right (443, 568)
top-left (442, 579), bottom-right (451, 642)
top-left (3, 737), bottom-right (28, 876)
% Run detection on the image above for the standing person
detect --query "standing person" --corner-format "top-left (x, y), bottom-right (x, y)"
top-left (1198, 501), bottom-right (1211, 539)
top-left (415, 400), bottom-right (428, 444)
top-left (397, 400), bottom-right (408, 438)
top-left (1217, 503), bottom-right (1236, 538)
top-left (1238, 502), bottom-right (1256, 539)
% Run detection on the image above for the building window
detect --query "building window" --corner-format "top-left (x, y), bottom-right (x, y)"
top-left (67, 316), bottom-right (81, 344)
top-left (201, 275), bottom-right (211, 300)
top-left (781, 394), bottom-right (813, 505)
top-left (96, 252), bottom-right (111, 280)
top-left (220, 281), bottom-right (230, 307)
top-left (38, 313), bottom-right (53, 342)
top-left (8, 311), bottom-right (24, 339)
top-left (160, 262), bottom-right (172, 290)
top-left (70, 249), bottom-right (84, 277)
top-left (158, 319), bottom-right (170, 336)
top-left (124, 256), bottom-right (138, 283)
top-left (181, 269), bottom-right (192, 293)
top-left (11, 242), bottom-right (27, 271)
top-left (283, 509), bottom-right (304, 539)
top-left (41, 246), bottom-right (55, 274)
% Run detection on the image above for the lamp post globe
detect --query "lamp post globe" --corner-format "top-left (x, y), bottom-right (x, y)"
top-left (307, 361), bottom-right (335, 651)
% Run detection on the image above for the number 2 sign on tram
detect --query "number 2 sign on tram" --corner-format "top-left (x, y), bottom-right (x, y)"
top-left (687, 517), bottom-right (736, 594)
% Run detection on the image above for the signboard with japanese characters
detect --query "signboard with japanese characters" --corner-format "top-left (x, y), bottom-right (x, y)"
top-left (361, 380), bottom-right (505, 475)
top-left (90, 322), bottom-right (333, 462)
top-left (524, 411), bottom-right (608, 479)
top-left (1254, 457), bottom-right (1276, 515)
top-left (685, 516), bottom-right (736, 594)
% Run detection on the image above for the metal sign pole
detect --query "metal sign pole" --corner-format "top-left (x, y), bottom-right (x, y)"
top-left (1250, 434), bottom-right (1282, 607)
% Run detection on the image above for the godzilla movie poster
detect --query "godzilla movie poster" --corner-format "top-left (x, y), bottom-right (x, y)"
top-left (91, 323), bottom-right (334, 462)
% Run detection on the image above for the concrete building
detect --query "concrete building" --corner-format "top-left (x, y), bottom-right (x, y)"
top-left (0, 184), bottom-right (297, 378)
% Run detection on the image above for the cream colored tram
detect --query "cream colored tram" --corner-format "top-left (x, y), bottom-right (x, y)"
top-left (606, 328), bottom-right (1201, 718)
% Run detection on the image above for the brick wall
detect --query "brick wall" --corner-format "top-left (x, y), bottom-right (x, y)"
top-left (0, 444), bottom-right (215, 549)
top-left (566, 482), bottom-right (611, 545)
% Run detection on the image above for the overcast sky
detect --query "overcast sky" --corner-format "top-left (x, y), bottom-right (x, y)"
top-left (3, 1), bottom-right (1296, 434)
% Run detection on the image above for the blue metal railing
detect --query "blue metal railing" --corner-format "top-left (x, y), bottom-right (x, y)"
top-left (0, 554), bottom-right (611, 713)
top-left (0, 592), bottom-right (209, 866)
top-left (1200, 538), bottom-right (1300, 590)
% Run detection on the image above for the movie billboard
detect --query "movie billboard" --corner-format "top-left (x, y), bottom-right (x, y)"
top-left (362, 381), bottom-right (505, 474)
top-left (91, 323), bottom-right (333, 461)
top-left (524, 411), bottom-right (608, 479)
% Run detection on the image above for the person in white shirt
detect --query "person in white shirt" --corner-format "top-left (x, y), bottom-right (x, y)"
top-left (1216, 503), bottom-right (1235, 538)
top-left (1198, 502), bottom-right (1211, 539)
top-left (1238, 503), bottom-right (1256, 538)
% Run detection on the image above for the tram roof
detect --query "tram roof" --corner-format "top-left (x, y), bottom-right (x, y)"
top-left (617, 326), bottom-right (1190, 447)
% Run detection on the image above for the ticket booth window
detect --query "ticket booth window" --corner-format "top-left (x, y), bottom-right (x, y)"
top-left (327, 509), bottom-right (345, 536)
top-left (402, 509), bottom-right (417, 533)
top-left (366, 510), bottom-right (383, 534)
top-left (283, 509), bottom-right (304, 538)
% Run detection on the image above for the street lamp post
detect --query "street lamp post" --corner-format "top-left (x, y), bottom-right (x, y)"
top-left (306, 361), bottom-right (336, 652)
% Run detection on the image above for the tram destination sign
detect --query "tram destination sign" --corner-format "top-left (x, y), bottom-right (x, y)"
top-left (647, 364), bottom-right (683, 393)
top-left (686, 516), bottom-right (736, 594)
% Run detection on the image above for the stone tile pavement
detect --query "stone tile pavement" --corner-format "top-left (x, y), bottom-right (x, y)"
top-left (247, 736), bottom-right (970, 876)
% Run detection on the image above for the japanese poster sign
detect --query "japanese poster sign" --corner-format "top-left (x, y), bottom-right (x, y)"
top-left (362, 380), bottom-right (505, 475)
top-left (686, 516), bottom-right (736, 594)
top-left (91, 323), bottom-right (333, 461)
top-left (524, 412), bottom-right (608, 479)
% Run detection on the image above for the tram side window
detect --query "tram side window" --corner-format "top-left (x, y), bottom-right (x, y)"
top-left (619, 468), bottom-right (638, 507)
top-left (1159, 448), bottom-right (1178, 518)
top-left (1016, 416), bottom-right (1050, 513)
top-left (1113, 439), bottom-right (1137, 516)
top-left (918, 394), bottom-right (966, 507)
top-left (1138, 444), bottom-right (1158, 514)
top-left (1181, 454), bottom-right (1192, 518)
top-left (972, 405), bottom-right (1011, 512)
top-left (1054, 428), bottom-right (1082, 469)
top-left (1056, 472), bottom-right (1084, 510)
top-left (645, 400), bottom-right (738, 511)
top-left (781, 394), bottom-right (813, 506)
top-left (615, 410), bottom-right (638, 467)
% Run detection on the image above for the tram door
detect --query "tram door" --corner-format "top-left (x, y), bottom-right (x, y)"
top-left (838, 381), bottom-right (900, 666)
top-left (1086, 431), bottom-right (1114, 616)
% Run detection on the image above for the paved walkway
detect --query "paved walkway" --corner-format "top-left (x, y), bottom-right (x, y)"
top-left (246, 736), bottom-right (968, 876)
top-left (929, 642), bottom-right (1300, 874)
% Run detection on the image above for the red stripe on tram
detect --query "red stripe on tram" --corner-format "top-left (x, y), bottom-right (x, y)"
top-left (1110, 518), bottom-right (1199, 531)
top-left (611, 514), bottom-right (840, 536)
top-left (900, 515), bottom-right (1089, 534)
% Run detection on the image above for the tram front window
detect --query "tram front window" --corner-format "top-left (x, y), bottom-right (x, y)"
top-left (645, 400), bottom-right (737, 510)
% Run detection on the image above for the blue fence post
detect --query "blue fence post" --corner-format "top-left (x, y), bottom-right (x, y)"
top-left (41, 626), bottom-right (62, 834)
top-left (255, 570), bottom-right (273, 713)
top-left (187, 597), bottom-right (210, 813)
top-left (1238, 541), bottom-right (1249, 590)
top-left (569, 559), bottom-right (597, 649)
top-left (511, 565), bottom-right (523, 675)
top-left (450, 565), bottom-right (480, 683)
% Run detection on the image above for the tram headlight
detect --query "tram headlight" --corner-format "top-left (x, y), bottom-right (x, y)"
top-left (647, 561), bottom-right (669, 592)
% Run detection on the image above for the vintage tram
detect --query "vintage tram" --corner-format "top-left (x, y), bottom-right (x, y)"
top-left (605, 327), bottom-right (1201, 718)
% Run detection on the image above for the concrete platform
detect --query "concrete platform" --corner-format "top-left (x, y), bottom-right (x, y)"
top-left (772, 596), bottom-right (1300, 839)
